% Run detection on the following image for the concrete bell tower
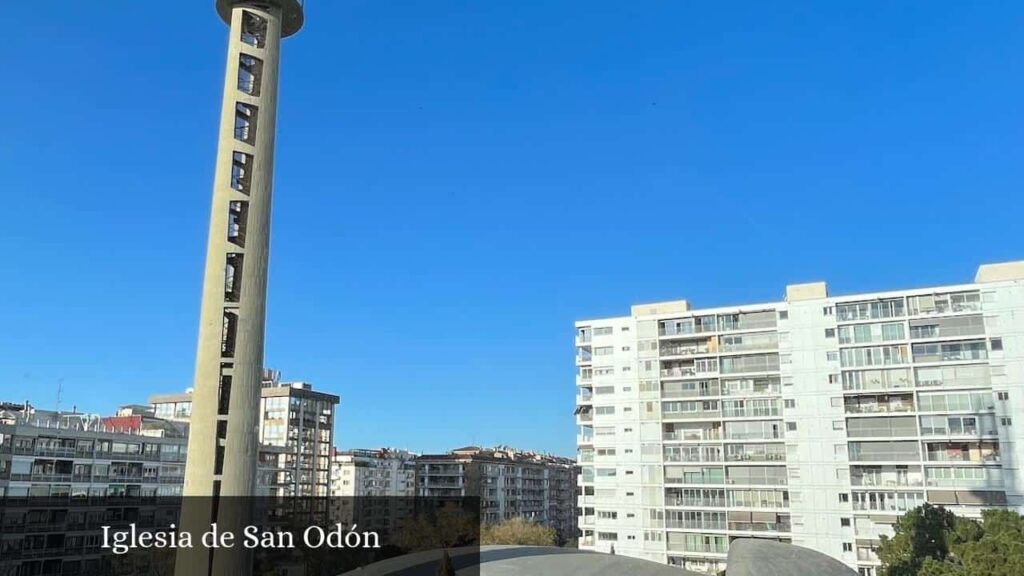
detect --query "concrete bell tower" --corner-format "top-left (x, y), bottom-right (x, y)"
top-left (176, 2), bottom-right (303, 574)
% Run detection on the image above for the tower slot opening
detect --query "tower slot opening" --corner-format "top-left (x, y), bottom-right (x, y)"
top-left (225, 253), bottom-right (243, 303)
top-left (214, 445), bottom-right (225, 475)
top-left (221, 310), bottom-right (238, 358)
top-left (233, 102), bottom-right (258, 144)
top-left (218, 372), bottom-right (232, 416)
top-left (227, 201), bottom-right (248, 247)
top-left (217, 420), bottom-right (228, 439)
top-left (238, 54), bottom-right (263, 96)
top-left (230, 151), bottom-right (253, 194)
top-left (240, 11), bottom-right (268, 48)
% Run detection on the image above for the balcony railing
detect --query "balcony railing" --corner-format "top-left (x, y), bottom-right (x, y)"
top-left (925, 451), bottom-right (1000, 463)
top-left (665, 497), bottom-right (727, 508)
top-left (663, 410), bottom-right (723, 420)
top-left (666, 519), bottom-right (726, 530)
top-left (844, 402), bottom-right (914, 414)
top-left (722, 407), bottom-right (781, 418)
top-left (661, 345), bottom-right (712, 357)
top-left (664, 430), bottom-right (722, 442)
top-left (725, 451), bottom-right (785, 462)
top-left (662, 367), bottom-right (697, 378)
top-left (729, 521), bottom-right (791, 533)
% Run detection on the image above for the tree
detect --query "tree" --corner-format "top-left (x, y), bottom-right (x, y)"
top-left (955, 509), bottom-right (1024, 576)
top-left (878, 504), bottom-right (963, 576)
top-left (395, 505), bottom-right (478, 552)
top-left (479, 518), bottom-right (557, 546)
top-left (878, 505), bottom-right (1024, 576)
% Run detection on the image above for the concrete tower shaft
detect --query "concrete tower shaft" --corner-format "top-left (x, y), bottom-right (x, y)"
top-left (176, 2), bottom-right (302, 575)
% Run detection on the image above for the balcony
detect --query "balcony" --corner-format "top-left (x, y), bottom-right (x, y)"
top-left (925, 443), bottom-right (1000, 463)
top-left (661, 343), bottom-right (712, 358)
top-left (664, 429), bottom-right (722, 442)
top-left (912, 342), bottom-right (988, 364)
top-left (725, 448), bottom-right (786, 463)
top-left (844, 395), bottom-right (914, 415)
top-left (662, 366), bottom-right (697, 378)
top-left (666, 519), bottom-right (726, 530)
top-left (665, 496), bottom-right (727, 508)
top-left (729, 521), bottom-right (791, 533)
top-left (722, 405), bottom-right (781, 419)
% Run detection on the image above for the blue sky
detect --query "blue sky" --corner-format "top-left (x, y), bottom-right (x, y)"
top-left (1, 2), bottom-right (1021, 457)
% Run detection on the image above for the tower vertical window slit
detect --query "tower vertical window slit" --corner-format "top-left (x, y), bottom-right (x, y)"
top-left (233, 102), bottom-right (258, 143)
top-left (221, 310), bottom-right (238, 358)
top-left (227, 201), bottom-right (248, 247)
top-left (238, 54), bottom-right (263, 96)
top-left (214, 445), bottom-right (226, 475)
top-left (230, 151), bottom-right (253, 194)
top-left (218, 373), bottom-right (233, 415)
top-left (225, 253), bottom-right (244, 303)
top-left (240, 11), bottom-right (268, 48)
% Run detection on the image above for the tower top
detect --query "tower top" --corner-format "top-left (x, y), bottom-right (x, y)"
top-left (216, 0), bottom-right (305, 38)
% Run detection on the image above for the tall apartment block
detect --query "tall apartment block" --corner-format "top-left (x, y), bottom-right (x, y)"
top-left (151, 371), bottom-right (339, 497)
top-left (575, 261), bottom-right (1024, 575)
top-left (416, 446), bottom-right (578, 543)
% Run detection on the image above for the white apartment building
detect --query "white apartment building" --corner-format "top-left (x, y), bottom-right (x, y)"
top-left (330, 448), bottom-right (417, 497)
top-left (575, 260), bottom-right (1024, 575)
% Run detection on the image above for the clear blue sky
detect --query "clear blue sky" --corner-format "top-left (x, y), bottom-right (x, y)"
top-left (1, 2), bottom-right (1021, 457)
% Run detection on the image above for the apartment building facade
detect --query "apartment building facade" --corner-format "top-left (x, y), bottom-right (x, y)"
top-left (575, 261), bottom-right (1024, 575)
top-left (0, 404), bottom-right (188, 576)
top-left (331, 448), bottom-right (417, 498)
top-left (417, 446), bottom-right (578, 543)
top-left (150, 371), bottom-right (339, 497)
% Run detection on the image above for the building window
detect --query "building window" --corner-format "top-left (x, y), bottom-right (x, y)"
top-left (833, 420), bottom-right (844, 430)
top-left (990, 338), bottom-right (1003, 351)
top-left (1001, 417), bottom-right (1013, 426)
top-left (826, 351), bottom-right (840, 362)
top-left (843, 543), bottom-right (853, 552)
top-left (823, 306), bottom-right (834, 316)
top-left (997, 392), bottom-right (1009, 401)
top-left (828, 374), bottom-right (839, 384)
top-left (779, 311), bottom-right (789, 320)
top-left (841, 518), bottom-right (851, 527)
top-left (786, 422), bottom-right (797, 432)
top-left (839, 493), bottom-right (849, 503)
top-left (784, 399), bottom-right (796, 409)
top-left (831, 397), bottom-right (842, 408)
top-left (825, 328), bottom-right (836, 338)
